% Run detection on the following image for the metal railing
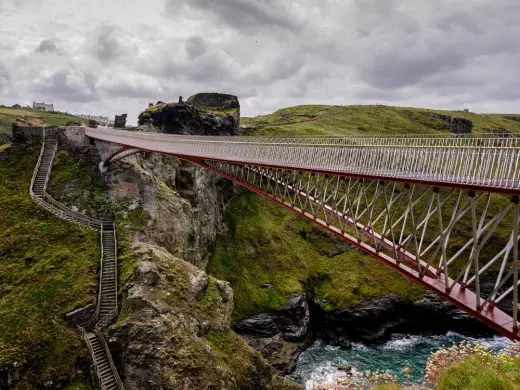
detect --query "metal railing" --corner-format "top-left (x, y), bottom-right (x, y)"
top-left (87, 128), bottom-right (520, 193)
top-left (29, 131), bottom-right (123, 389)
top-left (94, 329), bottom-right (126, 390)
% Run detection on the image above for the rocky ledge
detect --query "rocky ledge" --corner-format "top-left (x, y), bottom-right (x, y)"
top-left (138, 93), bottom-right (240, 136)
top-left (235, 296), bottom-right (314, 374)
top-left (109, 243), bottom-right (298, 390)
top-left (235, 292), bottom-right (495, 374)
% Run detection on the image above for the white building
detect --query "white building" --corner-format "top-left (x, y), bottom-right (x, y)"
top-left (33, 102), bottom-right (54, 112)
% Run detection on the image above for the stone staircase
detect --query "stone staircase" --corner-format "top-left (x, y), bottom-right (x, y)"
top-left (29, 129), bottom-right (125, 390)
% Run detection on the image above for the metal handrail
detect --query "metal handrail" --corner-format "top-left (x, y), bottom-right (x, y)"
top-left (30, 133), bottom-right (124, 389)
top-left (87, 128), bottom-right (520, 194)
top-left (113, 222), bottom-right (118, 311)
top-left (81, 330), bottom-right (103, 390)
top-left (85, 224), bottom-right (104, 329)
top-left (94, 329), bottom-right (126, 390)
top-left (28, 130), bottom-right (46, 198)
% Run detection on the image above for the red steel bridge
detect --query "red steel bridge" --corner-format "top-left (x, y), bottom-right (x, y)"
top-left (86, 127), bottom-right (520, 341)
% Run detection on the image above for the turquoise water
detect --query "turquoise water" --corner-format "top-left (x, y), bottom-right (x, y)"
top-left (291, 332), bottom-right (509, 388)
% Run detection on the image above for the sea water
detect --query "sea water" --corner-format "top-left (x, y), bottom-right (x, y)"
top-left (290, 332), bottom-right (509, 388)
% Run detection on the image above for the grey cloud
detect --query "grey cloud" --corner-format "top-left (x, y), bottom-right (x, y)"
top-left (36, 39), bottom-right (57, 53)
top-left (185, 36), bottom-right (206, 59)
top-left (3, 0), bottom-right (520, 122)
top-left (33, 70), bottom-right (98, 103)
top-left (166, 0), bottom-right (301, 33)
top-left (358, 49), bottom-right (466, 89)
top-left (93, 24), bottom-right (125, 62)
top-left (435, 12), bottom-right (483, 34)
top-left (100, 78), bottom-right (165, 99)
top-left (0, 63), bottom-right (10, 88)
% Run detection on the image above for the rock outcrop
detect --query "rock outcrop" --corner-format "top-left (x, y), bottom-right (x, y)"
top-left (234, 291), bottom-right (495, 374)
top-left (138, 93), bottom-right (240, 136)
top-left (104, 152), bottom-right (234, 269)
top-left (314, 292), bottom-right (493, 346)
top-left (234, 295), bottom-right (314, 374)
top-left (110, 243), bottom-right (298, 390)
top-left (429, 113), bottom-right (473, 134)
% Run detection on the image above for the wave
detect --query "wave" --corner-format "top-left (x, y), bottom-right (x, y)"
top-left (293, 332), bottom-right (512, 389)
top-left (380, 332), bottom-right (510, 352)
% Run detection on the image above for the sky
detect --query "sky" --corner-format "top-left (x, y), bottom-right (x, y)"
top-left (0, 0), bottom-right (519, 124)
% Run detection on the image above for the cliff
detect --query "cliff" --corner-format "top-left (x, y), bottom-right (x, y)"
top-left (138, 93), bottom-right (240, 136)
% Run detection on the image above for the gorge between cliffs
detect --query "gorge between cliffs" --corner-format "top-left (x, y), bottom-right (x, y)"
top-left (0, 97), bottom-right (509, 390)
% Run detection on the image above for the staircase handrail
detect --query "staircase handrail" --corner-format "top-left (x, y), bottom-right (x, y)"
top-left (94, 328), bottom-right (126, 390)
top-left (30, 131), bottom-right (124, 389)
top-left (28, 131), bottom-right (46, 198)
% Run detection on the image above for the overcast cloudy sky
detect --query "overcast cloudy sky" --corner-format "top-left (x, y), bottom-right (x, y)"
top-left (0, 0), bottom-right (519, 124)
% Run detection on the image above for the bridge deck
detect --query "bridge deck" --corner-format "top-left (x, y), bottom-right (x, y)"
top-left (87, 128), bottom-right (520, 194)
top-left (86, 127), bottom-right (520, 341)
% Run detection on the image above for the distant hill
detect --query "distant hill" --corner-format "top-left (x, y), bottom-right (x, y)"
top-left (0, 106), bottom-right (86, 138)
top-left (241, 105), bottom-right (520, 136)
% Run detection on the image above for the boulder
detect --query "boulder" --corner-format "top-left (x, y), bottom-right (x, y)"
top-left (114, 114), bottom-right (127, 128)
top-left (234, 295), bottom-right (314, 374)
top-left (0, 133), bottom-right (11, 144)
top-left (441, 115), bottom-right (473, 134)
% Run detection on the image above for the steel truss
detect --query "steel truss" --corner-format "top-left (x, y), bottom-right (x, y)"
top-left (90, 129), bottom-right (520, 340)
top-left (200, 160), bottom-right (520, 340)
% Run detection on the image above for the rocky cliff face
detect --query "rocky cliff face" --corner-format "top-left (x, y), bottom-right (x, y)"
top-left (110, 243), bottom-right (296, 390)
top-left (234, 291), bottom-right (495, 374)
top-left (234, 296), bottom-right (314, 374)
top-left (105, 152), bottom-right (234, 269)
top-left (138, 93), bottom-right (240, 136)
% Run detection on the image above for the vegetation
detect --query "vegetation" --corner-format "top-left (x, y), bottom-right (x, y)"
top-left (312, 341), bottom-right (520, 389)
top-left (438, 357), bottom-right (520, 390)
top-left (242, 104), bottom-right (520, 136)
top-left (208, 192), bottom-right (425, 321)
top-left (426, 341), bottom-right (520, 390)
top-left (0, 143), bottom-right (98, 387)
top-left (209, 104), bottom-right (520, 322)
top-left (0, 106), bottom-right (86, 136)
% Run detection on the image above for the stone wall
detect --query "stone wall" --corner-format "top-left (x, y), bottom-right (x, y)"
top-left (11, 124), bottom-right (44, 143)
top-left (58, 126), bottom-right (91, 148)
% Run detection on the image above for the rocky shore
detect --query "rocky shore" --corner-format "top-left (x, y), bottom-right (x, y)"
top-left (234, 291), bottom-right (494, 374)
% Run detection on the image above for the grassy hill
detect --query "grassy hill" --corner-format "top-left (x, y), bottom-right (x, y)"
top-left (241, 105), bottom-right (520, 136)
top-left (0, 106), bottom-right (86, 137)
top-left (0, 143), bottom-right (99, 387)
top-left (210, 104), bottom-right (520, 322)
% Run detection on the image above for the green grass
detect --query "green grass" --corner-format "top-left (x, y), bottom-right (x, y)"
top-left (0, 143), bottom-right (98, 387)
top-left (209, 104), bottom-right (520, 321)
top-left (208, 193), bottom-right (425, 321)
top-left (243, 104), bottom-right (520, 136)
top-left (0, 106), bottom-right (85, 136)
top-left (438, 356), bottom-right (520, 390)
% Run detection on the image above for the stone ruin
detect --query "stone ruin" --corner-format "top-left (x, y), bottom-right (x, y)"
top-left (114, 114), bottom-right (127, 128)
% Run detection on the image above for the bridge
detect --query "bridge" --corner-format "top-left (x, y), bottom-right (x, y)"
top-left (87, 127), bottom-right (520, 342)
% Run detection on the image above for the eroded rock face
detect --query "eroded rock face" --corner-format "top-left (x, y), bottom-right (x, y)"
top-left (105, 152), bottom-right (234, 269)
top-left (234, 296), bottom-right (314, 374)
top-left (314, 292), bottom-right (494, 346)
top-left (138, 93), bottom-right (240, 136)
top-left (111, 243), bottom-right (298, 390)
